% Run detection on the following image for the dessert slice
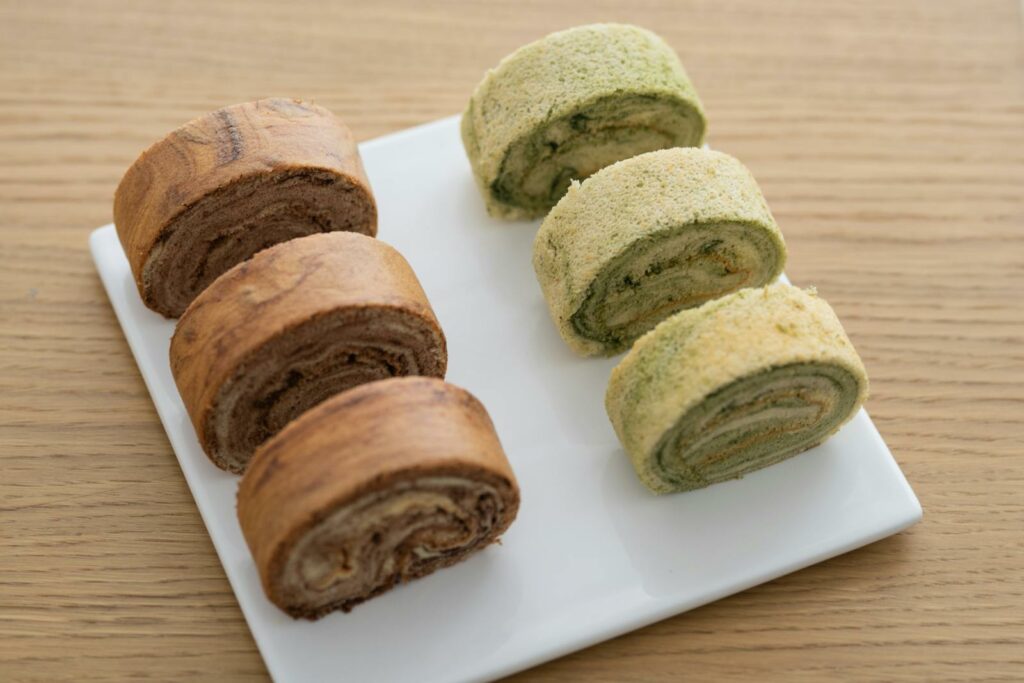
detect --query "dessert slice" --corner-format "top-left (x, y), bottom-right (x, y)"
top-left (534, 148), bottom-right (786, 356)
top-left (606, 283), bottom-right (868, 494)
top-left (170, 232), bottom-right (446, 473)
top-left (114, 98), bottom-right (377, 317)
top-left (462, 24), bottom-right (706, 220)
top-left (238, 377), bottom-right (520, 619)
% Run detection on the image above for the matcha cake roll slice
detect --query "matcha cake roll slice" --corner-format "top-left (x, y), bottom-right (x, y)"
top-left (533, 148), bottom-right (786, 356)
top-left (606, 283), bottom-right (868, 494)
top-left (462, 23), bottom-right (706, 220)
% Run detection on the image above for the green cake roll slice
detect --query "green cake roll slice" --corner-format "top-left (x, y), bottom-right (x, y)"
top-left (533, 147), bottom-right (787, 356)
top-left (461, 23), bottom-right (706, 220)
top-left (605, 283), bottom-right (868, 495)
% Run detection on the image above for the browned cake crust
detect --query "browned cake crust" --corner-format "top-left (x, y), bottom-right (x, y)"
top-left (237, 377), bottom-right (521, 619)
top-left (169, 232), bottom-right (447, 473)
top-left (114, 98), bottom-right (377, 317)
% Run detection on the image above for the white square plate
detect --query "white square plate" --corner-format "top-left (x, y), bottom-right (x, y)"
top-left (90, 115), bottom-right (921, 683)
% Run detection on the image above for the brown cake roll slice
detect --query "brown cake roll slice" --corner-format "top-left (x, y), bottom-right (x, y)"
top-left (114, 98), bottom-right (377, 317)
top-left (170, 232), bottom-right (446, 473)
top-left (237, 377), bottom-right (521, 619)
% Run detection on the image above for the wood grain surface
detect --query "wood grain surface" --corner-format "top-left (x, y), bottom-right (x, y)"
top-left (1, 1), bottom-right (1022, 681)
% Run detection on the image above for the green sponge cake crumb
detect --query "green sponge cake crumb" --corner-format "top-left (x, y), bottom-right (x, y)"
top-left (461, 23), bottom-right (706, 220)
top-left (533, 147), bottom-right (787, 356)
top-left (605, 283), bottom-right (869, 494)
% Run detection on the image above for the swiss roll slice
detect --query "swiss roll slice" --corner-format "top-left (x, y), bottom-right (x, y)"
top-left (238, 377), bottom-right (520, 619)
top-left (605, 283), bottom-right (868, 494)
top-left (170, 232), bottom-right (446, 473)
top-left (462, 23), bottom-right (706, 220)
top-left (533, 148), bottom-right (786, 356)
top-left (114, 98), bottom-right (377, 317)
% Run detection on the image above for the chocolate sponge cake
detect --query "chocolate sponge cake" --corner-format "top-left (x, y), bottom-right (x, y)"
top-left (237, 377), bottom-right (520, 619)
top-left (114, 98), bottom-right (377, 317)
top-left (170, 232), bottom-right (446, 473)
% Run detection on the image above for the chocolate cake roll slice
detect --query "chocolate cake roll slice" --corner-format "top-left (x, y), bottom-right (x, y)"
top-left (114, 98), bottom-right (377, 317)
top-left (462, 23), bottom-right (706, 220)
top-left (606, 283), bottom-right (868, 494)
top-left (237, 377), bottom-right (521, 619)
top-left (533, 148), bottom-right (787, 356)
top-left (170, 232), bottom-right (446, 473)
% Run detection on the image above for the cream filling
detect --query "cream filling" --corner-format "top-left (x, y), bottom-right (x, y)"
top-left (492, 94), bottom-right (702, 214)
top-left (279, 477), bottom-right (503, 611)
top-left (572, 223), bottom-right (781, 351)
top-left (650, 362), bottom-right (859, 491)
top-left (519, 127), bottom-right (671, 202)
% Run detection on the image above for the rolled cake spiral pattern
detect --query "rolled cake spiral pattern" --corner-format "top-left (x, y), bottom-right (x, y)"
top-left (461, 23), bottom-right (706, 220)
top-left (605, 283), bottom-right (868, 494)
top-left (533, 148), bottom-right (787, 356)
top-left (114, 98), bottom-right (377, 317)
top-left (170, 232), bottom-right (446, 473)
top-left (237, 377), bottom-right (521, 619)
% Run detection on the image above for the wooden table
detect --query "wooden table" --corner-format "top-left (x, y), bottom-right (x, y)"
top-left (2, 1), bottom-right (1022, 680)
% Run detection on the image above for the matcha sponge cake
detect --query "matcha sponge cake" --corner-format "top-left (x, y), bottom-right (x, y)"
top-left (606, 283), bottom-right (868, 494)
top-left (461, 23), bottom-right (706, 220)
top-left (533, 148), bottom-right (787, 356)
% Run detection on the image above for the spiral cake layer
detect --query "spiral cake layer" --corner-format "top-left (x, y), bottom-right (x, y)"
top-left (237, 377), bottom-right (520, 619)
top-left (461, 23), bottom-right (706, 220)
top-left (170, 232), bottom-right (446, 473)
top-left (533, 148), bottom-right (787, 356)
top-left (605, 283), bottom-right (868, 494)
top-left (114, 98), bottom-right (377, 317)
